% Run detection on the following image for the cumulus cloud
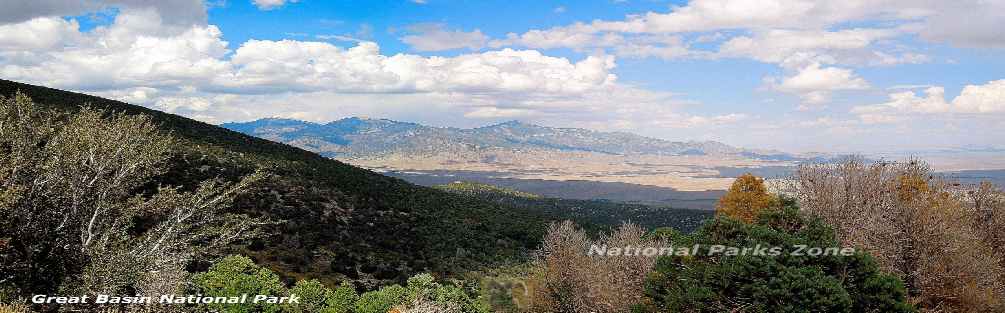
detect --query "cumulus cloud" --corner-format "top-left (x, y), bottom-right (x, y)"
top-left (953, 80), bottom-right (1005, 113)
top-left (475, 0), bottom-right (956, 110)
top-left (490, 23), bottom-right (609, 50)
top-left (218, 40), bottom-right (618, 95)
top-left (489, 25), bottom-right (696, 60)
top-left (400, 23), bottom-right (488, 51)
top-left (0, 17), bottom-right (82, 51)
top-left (1, 9), bottom-right (230, 90)
top-left (0, 0), bottom-right (207, 26)
top-left (564, 0), bottom-right (972, 37)
top-left (482, 0), bottom-right (998, 94)
top-left (767, 62), bottom-right (869, 107)
top-left (852, 80), bottom-right (1005, 122)
top-left (0, 6), bottom-right (743, 132)
top-left (0, 7), bottom-right (618, 96)
top-left (915, 0), bottom-right (1005, 49)
top-left (251, 0), bottom-right (298, 11)
top-left (716, 28), bottom-right (908, 66)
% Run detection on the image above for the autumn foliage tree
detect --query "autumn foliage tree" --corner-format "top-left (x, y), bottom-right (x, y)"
top-left (716, 173), bottom-right (778, 222)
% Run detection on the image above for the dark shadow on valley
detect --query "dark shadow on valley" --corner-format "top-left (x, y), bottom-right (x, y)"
top-left (383, 169), bottom-right (726, 210)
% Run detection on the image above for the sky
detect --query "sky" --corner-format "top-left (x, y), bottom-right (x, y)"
top-left (0, 0), bottom-right (1003, 152)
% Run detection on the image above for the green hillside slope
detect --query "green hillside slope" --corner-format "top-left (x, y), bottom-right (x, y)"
top-left (0, 79), bottom-right (547, 286)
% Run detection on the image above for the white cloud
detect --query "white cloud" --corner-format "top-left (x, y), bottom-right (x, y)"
top-left (767, 62), bottom-right (869, 107)
top-left (954, 80), bottom-right (1005, 113)
top-left (553, 6), bottom-right (566, 14)
top-left (218, 40), bottom-right (618, 95)
top-left (0, 8), bottom-right (618, 97)
top-left (485, 0), bottom-right (998, 67)
top-left (0, 17), bottom-right (82, 50)
top-left (491, 23), bottom-right (609, 50)
top-left (852, 80), bottom-right (1005, 123)
top-left (0, 0), bottom-right (207, 26)
top-left (252, 0), bottom-right (298, 10)
top-left (611, 35), bottom-right (696, 59)
top-left (477, 0), bottom-right (951, 88)
top-left (400, 23), bottom-right (488, 51)
top-left (0, 7), bottom-right (742, 132)
top-left (1, 9), bottom-right (230, 90)
top-left (490, 26), bottom-right (696, 60)
top-left (915, 1), bottom-right (1005, 49)
top-left (576, 0), bottom-right (949, 35)
top-left (716, 28), bottom-right (902, 65)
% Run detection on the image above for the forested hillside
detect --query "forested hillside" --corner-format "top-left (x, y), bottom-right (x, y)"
top-left (0, 79), bottom-right (549, 287)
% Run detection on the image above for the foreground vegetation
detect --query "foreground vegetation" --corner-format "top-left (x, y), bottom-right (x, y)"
top-left (794, 159), bottom-right (1005, 312)
top-left (2, 80), bottom-right (1003, 313)
top-left (0, 92), bottom-right (268, 302)
top-left (0, 79), bottom-right (553, 291)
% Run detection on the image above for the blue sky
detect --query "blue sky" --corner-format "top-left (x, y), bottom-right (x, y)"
top-left (1, 0), bottom-right (1003, 152)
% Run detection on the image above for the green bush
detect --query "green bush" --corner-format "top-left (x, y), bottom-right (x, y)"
top-left (644, 204), bottom-right (915, 313)
top-left (287, 279), bottom-right (331, 313)
top-left (285, 279), bottom-right (359, 313)
top-left (431, 284), bottom-right (489, 313)
top-left (192, 255), bottom-right (288, 313)
top-left (476, 274), bottom-right (526, 313)
top-left (406, 273), bottom-right (438, 295)
top-left (355, 285), bottom-right (407, 313)
top-left (328, 281), bottom-right (359, 313)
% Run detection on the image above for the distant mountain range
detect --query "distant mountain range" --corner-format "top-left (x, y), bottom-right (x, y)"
top-left (222, 117), bottom-right (797, 160)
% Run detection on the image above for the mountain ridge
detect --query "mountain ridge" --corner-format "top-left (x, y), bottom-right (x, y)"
top-left (222, 117), bottom-right (792, 160)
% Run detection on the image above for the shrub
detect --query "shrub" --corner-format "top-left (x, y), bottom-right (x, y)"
top-left (530, 221), bottom-right (667, 313)
top-left (328, 281), bottom-right (359, 313)
top-left (192, 255), bottom-right (288, 313)
top-left (795, 157), bottom-right (1005, 311)
top-left (393, 298), bottom-right (461, 313)
top-left (475, 268), bottom-right (537, 313)
top-left (287, 279), bottom-right (332, 313)
top-left (644, 205), bottom-right (915, 313)
top-left (355, 285), bottom-right (407, 313)
top-left (0, 302), bottom-right (32, 313)
top-left (285, 279), bottom-right (358, 313)
top-left (402, 273), bottom-right (488, 313)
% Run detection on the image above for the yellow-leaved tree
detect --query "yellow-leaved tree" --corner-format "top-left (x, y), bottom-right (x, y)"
top-left (716, 173), bottom-right (778, 223)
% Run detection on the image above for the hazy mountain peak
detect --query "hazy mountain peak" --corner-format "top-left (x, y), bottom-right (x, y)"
top-left (223, 116), bottom-right (794, 160)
